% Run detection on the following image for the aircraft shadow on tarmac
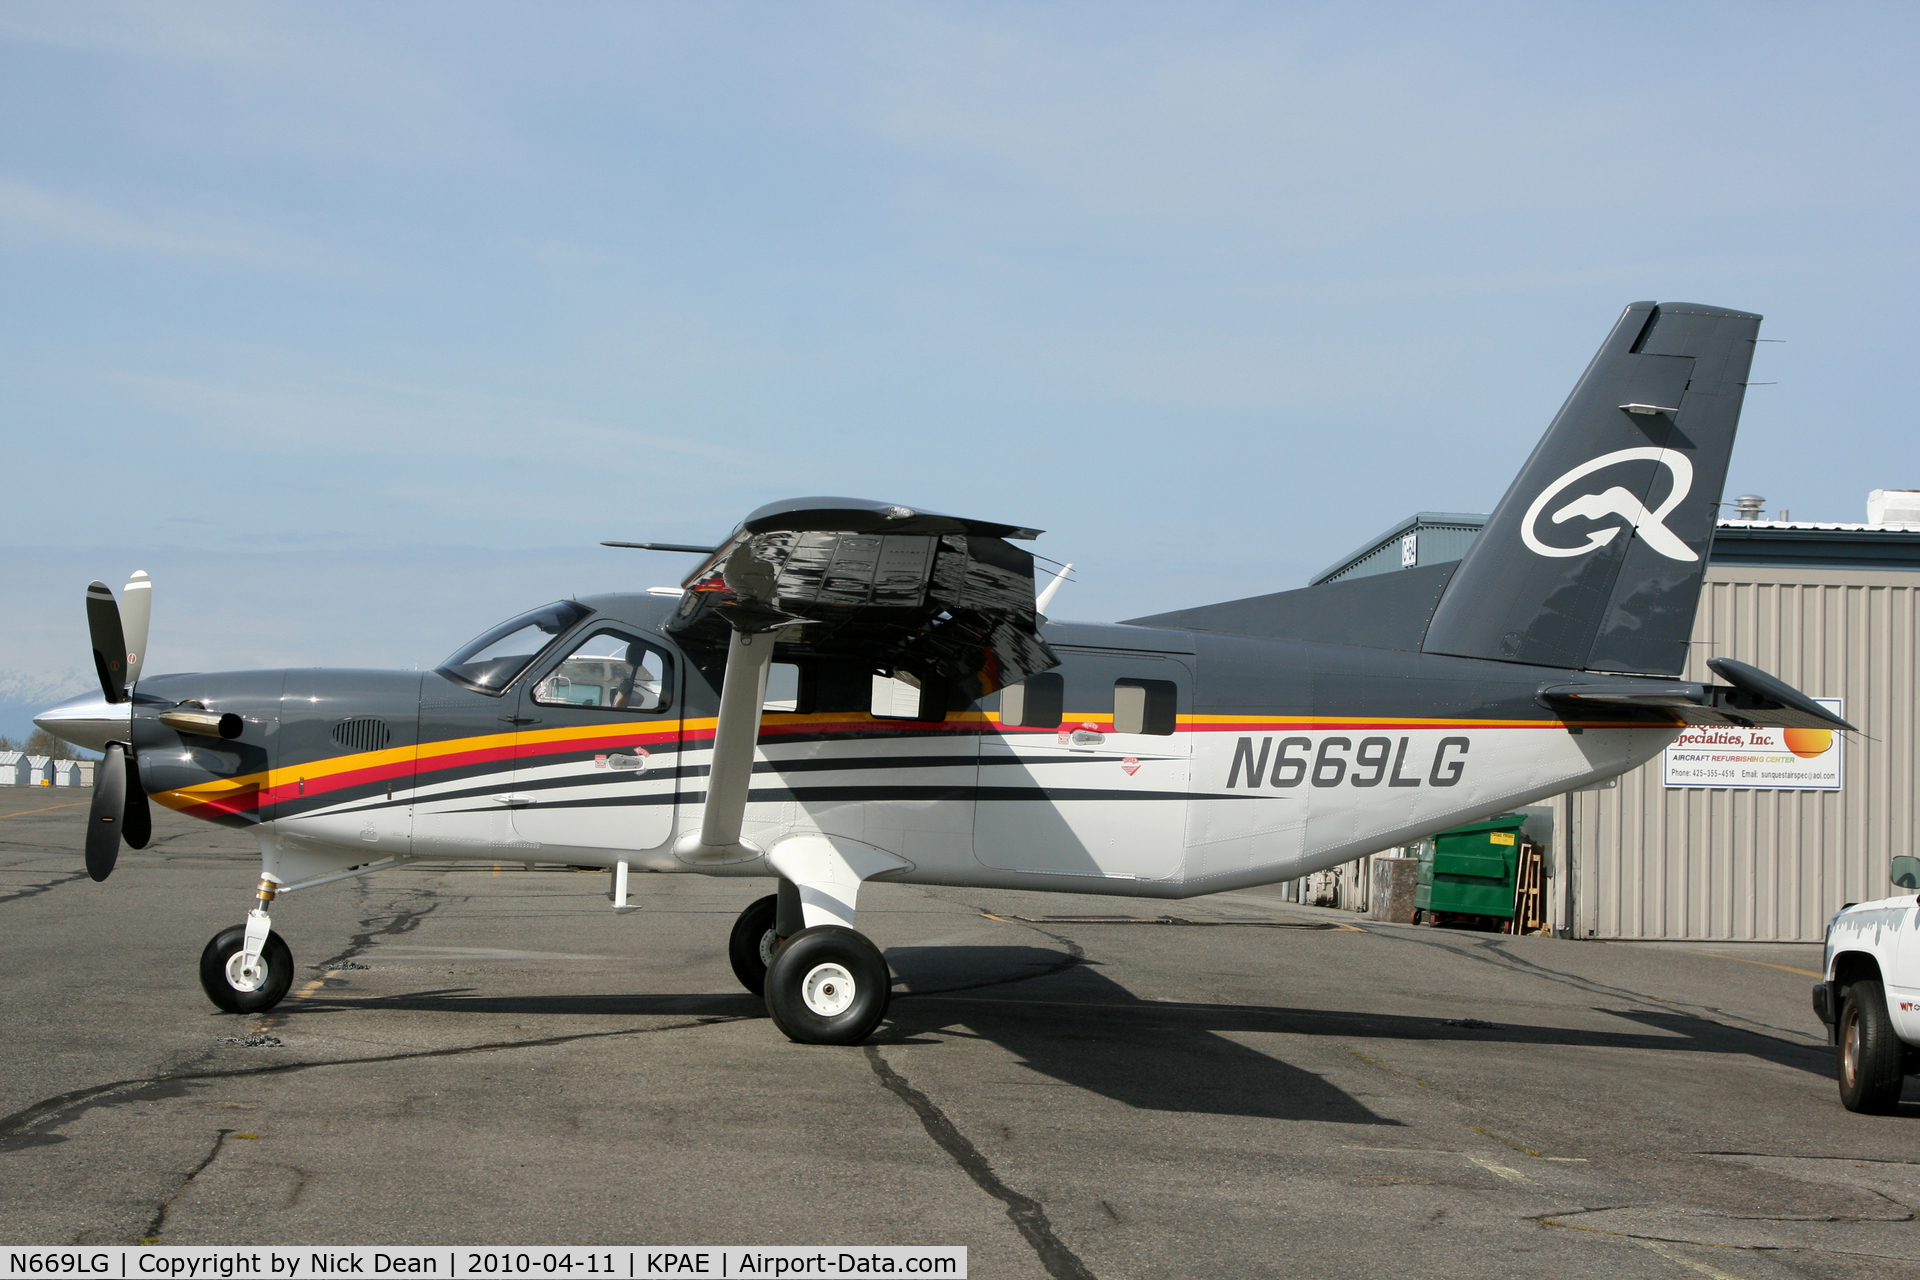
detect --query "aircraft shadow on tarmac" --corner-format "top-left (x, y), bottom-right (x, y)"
top-left (286, 944), bottom-right (1834, 1122)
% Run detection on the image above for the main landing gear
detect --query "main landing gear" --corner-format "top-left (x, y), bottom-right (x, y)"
top-left (199, 877), bottom-right (293, 1015)
top-left (727, 890), bottom-right (892, 1045)
top-left (728, 893), bottom-right (781, 996)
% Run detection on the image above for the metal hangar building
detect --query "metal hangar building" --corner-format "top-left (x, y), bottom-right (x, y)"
top-left (1306, 493), bottom-right (1920, 943)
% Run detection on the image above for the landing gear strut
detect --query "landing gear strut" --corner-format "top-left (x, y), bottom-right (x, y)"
top-left (199, 877), bottom-right (293, 1014)
top-left (728, 880), bottom-right (804, 997)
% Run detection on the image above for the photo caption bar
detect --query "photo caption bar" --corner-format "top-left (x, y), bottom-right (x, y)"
top-left (1, 1249), bottom-right (965, 1280)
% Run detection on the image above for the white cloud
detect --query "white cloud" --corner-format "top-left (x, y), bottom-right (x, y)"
top-left (0, 177), bottom-right (325, 266)
top-left (106, 365), bottom-right (783, 472)
top-left (0, 2), bottom-right (506, 170)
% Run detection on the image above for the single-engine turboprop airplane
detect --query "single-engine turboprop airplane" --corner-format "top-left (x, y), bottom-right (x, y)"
top-left (38, 301), bottom-right (1855, 1046)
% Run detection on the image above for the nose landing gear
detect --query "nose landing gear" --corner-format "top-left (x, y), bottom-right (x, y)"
top-left (199, 877), bottom-right (293, 1014)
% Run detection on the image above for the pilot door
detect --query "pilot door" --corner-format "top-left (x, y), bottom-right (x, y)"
top-left (508, 627), bottom-right (682, 857)
top-left (976, 650), bottom-right (1191, 881)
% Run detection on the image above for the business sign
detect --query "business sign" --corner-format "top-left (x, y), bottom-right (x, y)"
top-left (1662, 699), bottom-right (1843, 790)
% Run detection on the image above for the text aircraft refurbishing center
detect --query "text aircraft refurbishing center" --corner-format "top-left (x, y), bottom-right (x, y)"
top-left (1313, 493), bottom-right (1920, 943)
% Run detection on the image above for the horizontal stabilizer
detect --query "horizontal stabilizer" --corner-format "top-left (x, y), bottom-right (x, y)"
top-left (1540, 659), bottom-right (1855, 731)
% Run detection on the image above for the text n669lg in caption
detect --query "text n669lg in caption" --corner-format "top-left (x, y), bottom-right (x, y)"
top-left (3, 1248), bottom-right (965, 1280)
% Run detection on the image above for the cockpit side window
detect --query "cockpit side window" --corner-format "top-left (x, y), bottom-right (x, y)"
top-left (533, 630), bottom-right (673, 712)
top-left (436, 601), bottom-right (594, 694)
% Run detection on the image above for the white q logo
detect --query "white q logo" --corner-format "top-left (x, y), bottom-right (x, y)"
top-left (1521, 447), bottom-right (1697, 562)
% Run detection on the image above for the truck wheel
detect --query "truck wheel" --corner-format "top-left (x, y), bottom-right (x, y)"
top-left (1837, 979), bottom-right (1907, 1113)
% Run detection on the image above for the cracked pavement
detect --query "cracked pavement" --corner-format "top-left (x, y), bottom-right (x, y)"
top-left (3, 788), bottom-right (1917, 1278)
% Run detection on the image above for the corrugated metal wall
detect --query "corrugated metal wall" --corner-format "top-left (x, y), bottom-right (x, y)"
top-left (1571, 567), bottom-right (1918, 940)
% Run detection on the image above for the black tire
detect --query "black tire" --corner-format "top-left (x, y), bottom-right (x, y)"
top-left (764, 925), bottom-right (891, 1045)
top-left (198, 924), bottom-right (294, 1015)
top-left (1838, 979), bottom-right (1906, 1113)
top-left (728, 894), bottom-right (781, 997)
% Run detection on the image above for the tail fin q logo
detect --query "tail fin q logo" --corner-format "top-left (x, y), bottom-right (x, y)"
top-left (1521, 447), bottom-right (1697, 562)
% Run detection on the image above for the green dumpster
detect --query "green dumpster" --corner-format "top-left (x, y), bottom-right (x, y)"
top-left (1413, 813), bottom-right (1526, 921)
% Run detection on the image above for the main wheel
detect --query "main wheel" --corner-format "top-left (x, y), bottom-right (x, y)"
top-left (728, 894), bottom-right (781, 996)
top-left (764, 925), bottom-right (891, 1045)
top-left (198, 924), bottom-right (294, 1015)
top-left (1838, 979), bottom-right (1907, 1113)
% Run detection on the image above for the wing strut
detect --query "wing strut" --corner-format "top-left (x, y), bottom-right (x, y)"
top-left (674, 624), bottom-right (775, 864)
top-left (664, 496), bottom-right (1059, 866)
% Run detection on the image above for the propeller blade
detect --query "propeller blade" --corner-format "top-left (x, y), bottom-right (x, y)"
top-left (86, 581), bottom-right (129, 705)
top-left (122, 749), bottom-right (151, 851)
top-left (87, 743), bottom-right (127, 881)
top-left (121, 571), bottom-right (152, 689)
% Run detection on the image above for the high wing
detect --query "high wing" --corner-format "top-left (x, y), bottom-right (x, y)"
top-left (664, 496), bottom-right (1059, 866)
top-left (669, 496), bottom-right (1057, 701)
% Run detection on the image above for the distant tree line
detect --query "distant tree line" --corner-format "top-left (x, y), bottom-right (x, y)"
top-left (0, 731), bottom-right (99, 761)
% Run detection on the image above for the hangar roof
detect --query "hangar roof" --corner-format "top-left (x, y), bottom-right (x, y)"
top-left (1312, 514), bottom-right (1920, 585)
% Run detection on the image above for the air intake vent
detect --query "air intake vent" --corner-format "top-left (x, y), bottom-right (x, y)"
top-left (330, 717), bottom-right (392, 753)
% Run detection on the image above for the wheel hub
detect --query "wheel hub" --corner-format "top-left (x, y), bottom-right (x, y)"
top-left (801, 962), bottom-right (856, 1017)
top-left (759, 929), bottom-right (779, 968)
top-left (226, 951), bottom-right (268, 993)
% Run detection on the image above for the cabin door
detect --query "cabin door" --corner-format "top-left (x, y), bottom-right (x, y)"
top-left (975, 651), bottom-right (1191, 881)
top-left (508, 626), bottom-right (682, 856)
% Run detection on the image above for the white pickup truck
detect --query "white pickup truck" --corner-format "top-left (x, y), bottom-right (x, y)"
top-left (1816, 854), bottom-right (1920, 1111)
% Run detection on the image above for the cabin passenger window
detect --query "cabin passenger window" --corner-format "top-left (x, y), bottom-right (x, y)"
top-left (870, 671), bottom-right (947, 722)
top-left (1000, 673), bottom-right (1063, 729)
top-left (1113, 679), bottom-right (1177, 735)
top-left (533, 632), bottom-right (671, 711)
top-left (764, 662), bottom-right (807, 713)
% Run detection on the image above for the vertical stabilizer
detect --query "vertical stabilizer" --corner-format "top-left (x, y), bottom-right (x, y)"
top-left (1421, 301), bottom-right (1761, 674)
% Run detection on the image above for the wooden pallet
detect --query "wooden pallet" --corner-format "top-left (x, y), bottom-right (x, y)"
top-left (1506, 839), bottom-right (1546, 935)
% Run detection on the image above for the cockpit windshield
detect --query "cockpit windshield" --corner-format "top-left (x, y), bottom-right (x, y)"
top-left (436, 601), bottom-right (594, 693)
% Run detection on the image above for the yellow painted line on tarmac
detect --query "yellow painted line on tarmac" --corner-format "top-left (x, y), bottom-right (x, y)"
top-left (1540, 1219), bottom-right (1756, 1279)
top-left (1702, 952), bottom-right (1821, 978)
top-left (2, 801), bottom-right (88, 817)
top-left (294, 970), bottom-right (340, 999)
top-left (1631, 1238), bottom-right (1753, 1280)
top-left (1470, 1125), bottom-right (1588, 1160)
top-left (1465, 1153), bottom-right (1528, 1183)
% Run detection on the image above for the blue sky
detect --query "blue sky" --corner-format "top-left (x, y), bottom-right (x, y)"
top-left (2, 2), bottom-right (1916, 738)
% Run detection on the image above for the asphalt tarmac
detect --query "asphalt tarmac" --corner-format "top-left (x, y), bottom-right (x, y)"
top-left (3, 787), bottom-right (1917, 1279)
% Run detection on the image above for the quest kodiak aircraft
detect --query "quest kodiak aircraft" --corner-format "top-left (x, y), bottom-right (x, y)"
top-left (38, 300), bottom-right (1853, 1046)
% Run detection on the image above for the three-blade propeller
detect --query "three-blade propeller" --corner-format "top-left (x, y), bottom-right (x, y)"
top-left (82, 572), bottom-right (154, 881)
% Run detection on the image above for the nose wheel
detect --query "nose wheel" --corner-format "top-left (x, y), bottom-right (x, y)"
top-left (764, 925), bottom-right (890, 1045)
top-left (199, 923), bottom-right (294, 1014)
